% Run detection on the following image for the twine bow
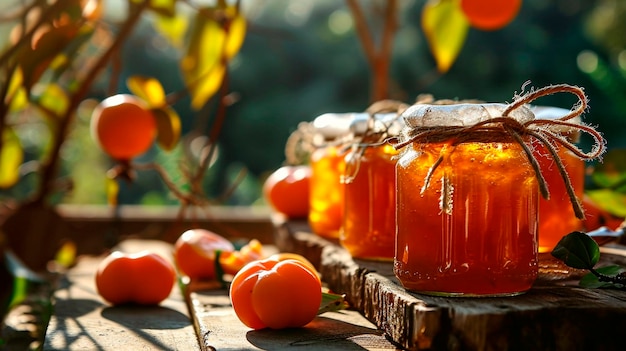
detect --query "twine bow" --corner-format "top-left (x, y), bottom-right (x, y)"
top-left (393, 83), bottom-right (606, 220)
top-left (341, 100), bottom-right (408, 184)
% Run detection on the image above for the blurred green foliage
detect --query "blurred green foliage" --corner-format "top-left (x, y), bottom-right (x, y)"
top-left (3, 0), bottom-right (626, 206)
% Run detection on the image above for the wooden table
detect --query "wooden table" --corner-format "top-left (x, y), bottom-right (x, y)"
top-left (44, 239), bottom-right (398, 350)
top-left (274, 219), bottom-right (626, 351)
top-left (43, 220), bottom-right (626, 350)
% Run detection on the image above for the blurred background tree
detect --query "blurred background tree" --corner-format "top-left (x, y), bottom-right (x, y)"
top-left (1, 0), bottom-right (625, 207)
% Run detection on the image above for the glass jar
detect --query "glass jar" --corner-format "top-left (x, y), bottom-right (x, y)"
top-left (531, 106), bottom-right (585, 253)
top-left (394, 103), bottom-right (539, 297)
top-left (308, 113), bottom-right (353, 239)
top-left (341, 114), bottom-right (402, 260)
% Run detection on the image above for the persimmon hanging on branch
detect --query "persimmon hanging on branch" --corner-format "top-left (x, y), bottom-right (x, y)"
top-left (422, 0), bottom-right (522, 73)
top-left (460, 0), bottom-right (522, 31)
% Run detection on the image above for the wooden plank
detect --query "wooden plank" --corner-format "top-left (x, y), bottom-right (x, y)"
top-left (185, 230), bottom-right (400, 350)
top-left (274, 219), bottom-right (626, 351)
top-left (44, 240), bottom-right (200, 351)
top-left (188, 288), bottom-right (400, 350)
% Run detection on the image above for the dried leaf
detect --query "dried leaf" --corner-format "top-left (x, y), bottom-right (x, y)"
top-left (422, 0), bottom-right (469, 73)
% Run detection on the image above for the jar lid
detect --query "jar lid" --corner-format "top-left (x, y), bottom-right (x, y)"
top-left (349, 113), bottom-right (404, 137)
top-left (401, 103), bottom-right (535, 128)
top-left (311, 113), bottom-right (356, 140)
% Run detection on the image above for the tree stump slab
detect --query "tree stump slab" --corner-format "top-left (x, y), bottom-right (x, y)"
top-left (274, 219), bottom-right (626, 351)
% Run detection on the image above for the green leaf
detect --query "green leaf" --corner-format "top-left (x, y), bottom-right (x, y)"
top-left (579, 265), bottom-right (625, 289)
top-left (0, 127), bottom-right (24, 189)
top-left (586, 189), bottom-right (626, 217)
top-left (33, 83), bottom-right (70, 118)
top-left (590, 149), bottom-right (626, 190)
top-left (551, 231), bottom-right (600, 269)
top-left (318, 290), bottom-right (349, 315)
top-left (421, 0), bottom-right (469, 73)
top-left (152, 106), bottom-right (181, 151)
top-left (127, 76), bottom-right (166, 108)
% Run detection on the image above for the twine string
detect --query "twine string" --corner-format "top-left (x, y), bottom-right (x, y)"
top-left (394, 83), bottom-right (607, 220)
top-left (342, 100), bottom-right (407, 184)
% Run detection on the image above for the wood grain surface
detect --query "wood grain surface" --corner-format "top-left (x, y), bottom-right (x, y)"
top-left (274, 219), bottom-right (626, 351)
top-left (44, 240), bottom-right (200, 351)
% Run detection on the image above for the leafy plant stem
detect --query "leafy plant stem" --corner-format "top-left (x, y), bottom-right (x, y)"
top-left (588, 267), bottom-right (626, 287)
top-left (33, 0), bottom-right (151, 205)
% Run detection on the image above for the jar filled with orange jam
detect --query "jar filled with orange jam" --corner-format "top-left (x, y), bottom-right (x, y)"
top-left (308, 113), bottom-right (353, 239)
top-left (394, 103), bottom-right (539, 297)
top-left (341, 114), bottom-right (403, 260)
top-left (531, 106), bottom-right (585, 253)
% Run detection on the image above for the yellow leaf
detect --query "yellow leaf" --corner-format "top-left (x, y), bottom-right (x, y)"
top-left (54, 240), bottom-right (77, 268)
top-left (422, 0), bottom-right (469, 73)
top-left (0, 127), bottom-right (24, 189)
top-left (105, 175), bottom-right (119, 206)
top-left (152, 106), bottom-right (181, 151)
top-left (181, 9), bottom-right (226, 110)
top-left (225, 12), bottom-right (246, 59)
top-left (6, 68), bottom-right (23, 104)
top-left (153, 12), bottom-right (188, 48)
top-left (6, 69), bottom-right (28, 112)
top-left (127, 76), bottom-right (166, 108)
top-left (191, 64), bottom-right (226, 110)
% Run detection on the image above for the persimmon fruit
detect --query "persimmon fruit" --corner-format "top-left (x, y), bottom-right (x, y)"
top-left (460, 0), bottom-right (521, 31)
top-left (90, 94), bottom-right (157, 161)
top-left (173, 229), bottom-right (235, 280)
top-left (229, 257), bottom-right (322, 330)
top-left (266, 252), bottom-right (320, 282)
top-left (95, 251), bottom-right (176, 305)
top-left (220, 239), bottom-right (265, 276)
top-left (263, 165), bottom-right (311, 218)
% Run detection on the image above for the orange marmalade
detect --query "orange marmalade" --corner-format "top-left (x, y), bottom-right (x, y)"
top-left (309, 145), bottom-right (347, 238)
top-left (341, 114), bottom-right (401, 260)
top-left (531, 106), bottom-right (585, 253)
top-left (394, 103), bottom-right (539, 296)
top-left (308, 113), bottom-right (353, 239)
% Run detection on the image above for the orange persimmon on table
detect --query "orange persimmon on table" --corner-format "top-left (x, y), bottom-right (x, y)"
top-left (229, 257), bottom-right (322, 330)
